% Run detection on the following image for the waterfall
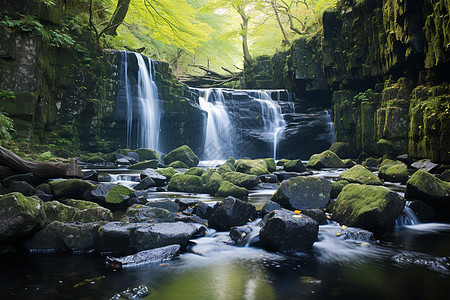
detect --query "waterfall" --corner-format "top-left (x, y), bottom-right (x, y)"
top-left (395, 206), bottom-right (420, 226)
top-left (197, 88), bottom-right (235, 160)
top-left (119, 51), bottom-right (161, 151)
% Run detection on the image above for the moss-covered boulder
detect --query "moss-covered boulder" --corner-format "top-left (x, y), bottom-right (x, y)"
top-left (225, 156), bottom-right (236, 167)
top-left (184, 167), bottom-right (206, 177)
top-left (128, 160), bottom-right (159, 170)
top-left (333, 184), bottom-right (405, 232)
top-left (135, 148), bottom-right (161, 161)
top-left (49, 179), bottom-right (95, 200)
top-left (378, 160), bottom-right (409, 184)
top-left (235, 159), bottom-right (269, 176)
top-left (218, 163), bottom-right (235, 174)
top-left (263, 158), bottom-right (276, 172)
top-left (155, 167), bottom-right (178, 180)
top-left (283, 159), bottom-right (307, 172)
top-left (168, 161), bottom-right (189, 168)
top-left (65, 199), bottom-right (100, 210)
top-left (164, 145), bottom-right (199, 168)
top-left (44, 201), bottom-right (79, 223)
top-left (91, 184), bottom-right (133, 206)
top-left (167, 174), bottom-right (204, 193)
top-left (338, 165), bottom-right (383, 185)
top-left (405, 171), bottom-right (450, 203)
top-left (222, 172), bottom-right (259, 189)
top-left (342, 159), bottom-right (356, 168)
top-left (271, 176), bottom-right (331, 210)
top-left (329, 142), bottom-right (354, 159)
top-left (216, 181), bottom-right (249, 199)
top-left (72, 207), bottom-right (113, 223)
top-left (307, 150), bottom-right (345, 169)
top-left (204, 172), bottom-right (223, 195)
top-left (331, 180), bottom-right (349, 199)
top-left (0, 192), bottom-right (46, 242)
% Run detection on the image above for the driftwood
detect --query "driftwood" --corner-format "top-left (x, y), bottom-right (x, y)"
top-left (0, 146), bottom-right (83, 179)
top-left (178, 65), bottom-right (242, 88)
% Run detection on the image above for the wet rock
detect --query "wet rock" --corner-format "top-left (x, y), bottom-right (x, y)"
top-left (261, 200), bottom-right (282, 216)
top-left (106, 245), bottom-right (180, 268)
top-left (333, 184), bottom-right (405, 232)
top-left (216, 181), bottom-right (249, 199)
top-left (411, 159), bottom-right (439, 173)
top-left (146, 200), bottom-right (179, 213)
top-left (25, 221), bottom-right (100, 252)
top-left (175, 214), bottom-right (208, 225)
top-left (209, 196), bottom-right (257, 231)
top-left (271, 176), bottom-right (332, 210)
top-left (337, 165), bottom-right (383, 185)
top-left (302, 209), bottom-right (327, 225)
top-left (49, 179), bottom-right (95, 200)
top-left (194, 201), bottom-right (214, 220)
top-left (133, 177), bottom-right (156, 190)
top-left (97, 222), bottom-right (140, 253)
top-left (164, 145), bottom-right (199, 168)
top-left (230, 225), bottom-right (255, 246)
top-left (307, 150), bottom-right (345, 169)
top-left (405, 170), bottom-right (450, 207)
top-left (72, 207), bottom-right (113, 223)
top-left (121, 205), bottom-right (177, 223)
top-left (222, 171), bottom-right (259, 189)
top-left (393, 253), bottom-right (450, 274)
top-left (329, 142), bottom-right (354, 159)
top-left (91, 184), bottom-right (133, 207)
top-left (0, 192), bottom-right (46, 242)
top-left (82, 170), bottom-right (99, 182)
top-left (175, 198), bottom-right (199, 210)
top-left (396, 154), bottom-right (413, 166)
top-left (135, 148), bottom-right (161, 161)
top-left (283, 159), bottom-right (307, 172)
top-left (259, 210), bottom-right (319, 253)
top-left (273, 171), bottom-right (313, 182)
top-left (168, 174), bottom-right (204, 193)
top-left (258, 174), bottom-right (278, 183)
top-left (43, 201), bottom-right (78, 223)
top-left (408, 200), bottom-right (435, 222)
top-left (110, 285), bottom-right (151, 300)
top-left (134, 222), bottom-right (205, 251)
top-left (184, 167), bottom-right (206, 176)
top-left (128, 160), bottom-right (159, 170)
top-left (126, 151), bottom-right (141, 162)
top-left (235, 159), bottom-right (269, 176)
top-left (140, 168), bottom-right (167, 186)
top-left (378, 160), bottom-right (409, 184)
top-left (330, 180), bottom-right (349, 199)
top-left (334, 226), bottom-right (374, 241)
top-left (439, 169), bottom-right (450, 182)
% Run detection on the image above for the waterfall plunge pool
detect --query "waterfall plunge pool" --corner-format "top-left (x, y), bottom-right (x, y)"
top-left (2, 167), bottom-right (450, 299)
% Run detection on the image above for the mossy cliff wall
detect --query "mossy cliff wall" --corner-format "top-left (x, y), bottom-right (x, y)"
top-left (245, 0), bottom-right (450, 163)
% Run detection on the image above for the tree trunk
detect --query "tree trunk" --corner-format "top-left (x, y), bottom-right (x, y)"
top-left (101, 0), bottom-right (131, 37)
top-left (0, 146), bottom-right (83, 179)
top-left (239, 13), bottom-right (254, 66)
top-left (271, 0), bottom-right (291, 46)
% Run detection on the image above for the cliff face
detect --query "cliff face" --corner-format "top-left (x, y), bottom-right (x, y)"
top-left (245, 0), bottom-right (450, 163)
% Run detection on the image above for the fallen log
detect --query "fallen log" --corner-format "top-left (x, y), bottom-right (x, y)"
top-left (0, 146), bottom-right (83, 179)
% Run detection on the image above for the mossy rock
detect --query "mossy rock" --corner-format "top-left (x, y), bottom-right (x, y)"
top-left (277, 159), bottom-right (288, 166)
top-left (307, 150), bottom-right (345, 169)
top-left (65, 199), bottom-right (100, 210)
top-left (222, 171), bottom-right (259, 189)
top-left (329, 142), bottom-right (354, 159)
top-left (405, 170), bottom-right (450, 202)
top-left (200, 169), bottom-right (217, 185)
top-left (168, 161), bottom-right (189, 168)
top-left (44, 201), bottom-right (79, 223)
top-left (338, 165), bottom-right (382, 185)
top-left (185, 167), bottom-right (206, 176)
top-left (202, 172), bottom-right (222, 195)
top-left (128, 160), bottom-right (159, 170)
top-left (362, 157), bottom-right (379, 170)
top-left (164, 145), bottom-right (199, 168)
top-left (235, 159), bottom-right (269, 176)
top-left (216, 181), bottom-right (248, 199)
top-left (263, 158), bottom-right (276, 172)
top-left (105, 185), bottom-right (133, 204)
top-left (49, 179), bottom-right (95, 200)
top-left (35, 183), bottom-right (52, 194)
top-left (81, 155), bottom-right (106, 164)
top-left (156, 167), bottom-right (178, 180)
top-left (225, 156), bottom-right (236, 167)
top-left (378, 160), bottom-right (409, 184)
top-left (167, 174), bottom-right (204, 193)
top-left (72, 207), bottom-right (113, 223)
top-left (283, 159), bottom-right (307, 172)
top-left (331, 180), bottom-right (349, 199)
top-left (342, 159), bottom-right (356, 168)
top-left (333, 184), bottom-right (405, 232)
top-left (218, 163), bottom-right (235, 174)
top-left (135, 148), bottom-right (161, 161)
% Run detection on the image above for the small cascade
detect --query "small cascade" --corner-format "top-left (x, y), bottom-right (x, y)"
top-left (395, 206), bottom-right (420, 226)
top-left (197, 88), bottom-right (235, 160)
top-left (118, 51), bottom-right (162, 151)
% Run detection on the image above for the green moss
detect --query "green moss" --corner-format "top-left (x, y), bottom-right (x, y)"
top-left (156, 167), bottom-right (178, 180)
top-left (338, 165), bottom-right (382, 185)
top-left (43, 200), bottom-right (78, 223)
top-left (216, 181), bottom-right (248, 199)
top-left (66, 199), bottom-right (100, 210)
top-left (167, 174), bottom-right (204, 193)
top-left (105, 185), bottom-right (132, 204)
top-left (206, 172), bottom-right (223, 195)
top-left (218, 163), bottom-right (235, 174)
top-left (307, 150), bottom-right (345, 169)
top-left (168, 160), bottom-right (189, 168)
top-left (135, 148), bottom-right (161, 161)
top-left (406, 170), bottom-right (450, 200)
top-left (184, 167), bottom-right (206, 176)
top-left (222, 172), bottom-right (259, 189)
top-left (262, 158), bottom-right (276, 172)
top-left (128, 160), bottom-right (159, 170)
top-left (164, 145), bottom-right (199, 168)
top-left (331, 180), bottom-right (349, 198)
top-left (49, 179), bottom-right (95, 199)
top-left (235, 159), bottom-right (269, 176)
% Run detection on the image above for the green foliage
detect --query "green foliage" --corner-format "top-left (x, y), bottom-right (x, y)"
top-left (0, 111), bottom-right (15, 143)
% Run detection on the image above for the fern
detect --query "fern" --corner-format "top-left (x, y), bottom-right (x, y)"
top-left (0, 111), bottom-right (15, 142)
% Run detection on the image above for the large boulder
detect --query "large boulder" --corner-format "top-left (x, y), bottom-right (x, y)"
top-left (167, 174), bottom-right (204, 193)
top-left (378, 160), bottom-right (409, 184)
top-left (164, 145), bottom-right (199, 168)
top-left (204, 172), bottom-right (223, 195)
top-left (283, 159), bottom-right (307, 172)
top-left (209, 196), bottom-right (257, 231)
top-left (184, 167), bottom-right (206, 177)
top-left (259, 210), bottom-right (319, 253)
top-left (263, 158), bottom-right (276, 172)
top-left (235, 159), bottom-right (269, 176)
top-left (24, 221), bottom-right (100, 252)
top-left (49, 179), bottom-right (95, 200)
top-left (405, 170), bottom-right (450, 205)
top-left (0, 193), bottom-right (46, 242)
top-left (215, 181), bottom-right (249, 199)
top-left (337, 165), bottom-right (383, 185)
top-left (271, 176), bottom-right (331, 210)
top-left (222, 172), bottom-right (259, 189)
top-left (307, 150), bottom-right (345, 169)
top-left (91, 184), bottom-right (133, 207)
top-left (135, 148), bottom-right (161, 161)
top-left (121, 205), bottom-right (177, 223)
top-left (333, 184), bottom-right (405, 232)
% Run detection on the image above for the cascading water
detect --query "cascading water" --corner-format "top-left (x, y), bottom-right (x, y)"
top-left (119, 51), bottom-right (161, 151)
